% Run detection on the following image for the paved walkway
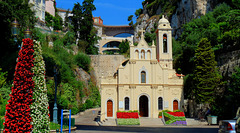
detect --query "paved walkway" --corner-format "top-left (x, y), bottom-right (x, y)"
top-left (73, 108), bottom-right (100, 126)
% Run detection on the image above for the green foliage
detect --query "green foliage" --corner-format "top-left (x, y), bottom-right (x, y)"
top-left (0, 118), bottom-right (4, 129)
top-left (145, 31), bottom-right (156, 46)
top-left (45, 11), bottom-right (63, 30)
top-left (212, 67), bottom-right (240, 119)
top-left (0, 0), bottom-right (35, 81)
top-left (193, 38), bottom-right (221, 104)
top-left (128, 15), bottom-right (134, 26)
top-left (72, 0), bottom-right (98, 54)
top-left (117, 118), bottom-right (140, 125)
top-left (49, 122), bottom-right (68, 130)
top-left (85, 99), bottom-right (93, 109)
top-left (119, 39), bottom-right (130, 55)
top-left (0, 68), bottom-right (7, 88)
top-left (74, 52), bottom-right (91, 72)
top-left (135, 8), bottom-right (143, 18)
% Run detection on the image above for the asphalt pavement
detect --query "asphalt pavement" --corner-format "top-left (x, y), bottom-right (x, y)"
top-left (72, 108), bottom-right (219, 133)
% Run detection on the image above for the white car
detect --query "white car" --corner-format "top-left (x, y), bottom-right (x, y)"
top-left (219, 107), bottom-right (240, 133)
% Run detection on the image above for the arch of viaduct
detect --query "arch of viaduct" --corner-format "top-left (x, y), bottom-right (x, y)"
top-left (94, 24), bottom-right (134, 54)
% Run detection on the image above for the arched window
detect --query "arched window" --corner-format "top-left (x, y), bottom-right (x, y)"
top-left (125, 97), bottom-right (129, 110)
top-left (163, 34), bottom-right (168, 53)
top-left (141, 50), bottom-right (145, 59)
top-left (158, 97), bottom-right (163, 110)
top-left (147, 50), bottom-right (151, 60)
top-left (141, 71), bottom-right (146, 83)
top-left (135, 50), bottom-right (139, 59)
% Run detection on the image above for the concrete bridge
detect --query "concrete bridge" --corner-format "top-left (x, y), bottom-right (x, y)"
top-left (94, 24), bottom-right (134, 54)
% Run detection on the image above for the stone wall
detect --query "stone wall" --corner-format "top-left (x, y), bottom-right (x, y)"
top-left (90, 55), bottom-right (126, 87)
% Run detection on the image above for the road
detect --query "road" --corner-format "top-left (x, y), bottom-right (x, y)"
top-left (73, 108), bottom-right (218, 133)
top-left (75, 125), bottom-right (218, 133)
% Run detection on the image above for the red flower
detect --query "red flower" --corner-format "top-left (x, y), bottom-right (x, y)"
top-left (4, 38), bottom-right (34, 133)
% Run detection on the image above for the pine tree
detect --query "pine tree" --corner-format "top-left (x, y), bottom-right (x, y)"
top-left (30, 41), bottom-right (50, 133)
top-left (193, 38), bottom-right (221, 103)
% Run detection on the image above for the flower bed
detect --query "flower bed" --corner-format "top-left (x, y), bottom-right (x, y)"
top-left (117, 112), bottom-right (139, 119)
top-left (162, 110), bottom-right (187, 126)
top-left (116, 111), bottom-right (139, 125)
top-left (117, 118), bottom-right (140, 125)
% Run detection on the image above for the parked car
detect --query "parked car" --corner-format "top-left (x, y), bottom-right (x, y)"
top-left (236, 117), bottom-right (240, 133)
top-left (219, 107), bottom-right (240, 133)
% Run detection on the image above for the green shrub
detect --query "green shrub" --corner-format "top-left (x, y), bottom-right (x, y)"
top-left (0, 118), bottom-right (4, 129)
top-left (117, 110), bottom-right (138, 113)
top-left (49, 122), bottom-right (68, 130)
top-left (117, 118), bottom-right (140, 125)
top-left (85, 99), bottom-right (93, 109)
top-left (74, 52), bottom-right (91, 72)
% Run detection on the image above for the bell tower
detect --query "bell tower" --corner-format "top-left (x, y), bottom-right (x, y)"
top-left (156, 15), bottom-right (173, 69)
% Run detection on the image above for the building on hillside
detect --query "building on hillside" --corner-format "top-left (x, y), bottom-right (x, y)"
top-left (57, 8), bottom-right (73, 23)
top-left (45, 0), bottom-right (55, 16)
top-left (29, 0), bottom-right (46, 21)
top-left (93, 17), bottom-right (103, 25)
top-left (100, 16), bottom-right (184, 120)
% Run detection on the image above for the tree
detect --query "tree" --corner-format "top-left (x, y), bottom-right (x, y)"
top-left (128, 15), bottom-right (134, 26)
top-left (0, 0), bottom-right (35, 81)
top-left (30, 41), bottom-right (50, 133)
top-left (72, 0), bottom-right (97, 54)
top-left (72, 2), bottom-right (83, 42)
top-left (119, 39), bottom-right (130, 54)
top-left (193, 38), bottom-right (221, 104)
top-left (135, 8), bottom-right (143, 18)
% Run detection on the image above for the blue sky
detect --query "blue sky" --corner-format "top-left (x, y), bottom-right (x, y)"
top-left (56, 0), bottom-right (144, 26)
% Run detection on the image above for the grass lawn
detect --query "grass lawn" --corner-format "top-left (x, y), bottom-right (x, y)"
top-left (117, 118), bottom-right (140, 125)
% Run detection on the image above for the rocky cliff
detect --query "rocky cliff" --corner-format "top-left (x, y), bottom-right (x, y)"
top-left (134, 0), bottom-right (220, 41)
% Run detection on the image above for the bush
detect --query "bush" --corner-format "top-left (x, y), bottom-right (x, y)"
top-left (74, 52), bottom-right (91, 72)
top-left (85, 99), bottom-right (93, 109)
top-left (49, 122), bottom-right (68, 130)
top-left (0, 118), bottom-right (4, 129)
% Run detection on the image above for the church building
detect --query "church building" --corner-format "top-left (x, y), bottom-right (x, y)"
top-left (100, 16), bottom-right (184, 120)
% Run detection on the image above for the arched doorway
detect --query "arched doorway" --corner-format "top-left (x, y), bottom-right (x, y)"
top-left (107, 100), bottom-right (113, 117)
top-left (139, 95), bottom-right (148, 117)
top-left (173, 100), bottom-right (178, 111)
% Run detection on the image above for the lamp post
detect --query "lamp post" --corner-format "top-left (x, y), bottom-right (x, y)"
top-left (11, 18), bottom-right (20, 48)
top-left (24, 27), bottom-right (32, 39)
top-left (53, 65), bottom-right (58, 124)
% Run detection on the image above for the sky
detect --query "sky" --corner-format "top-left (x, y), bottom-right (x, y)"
top-left (56, 0), bottom-right (144, 26)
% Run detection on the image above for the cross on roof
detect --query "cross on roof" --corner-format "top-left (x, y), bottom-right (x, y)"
top-left (139, 28), bottom-right (145, 37)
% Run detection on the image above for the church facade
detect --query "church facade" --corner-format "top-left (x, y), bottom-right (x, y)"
top-left (100, 16), bottom-right (184, 120)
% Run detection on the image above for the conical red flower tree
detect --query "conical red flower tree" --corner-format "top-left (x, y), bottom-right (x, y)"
top-left (4, 38), bottom-right (34, 133)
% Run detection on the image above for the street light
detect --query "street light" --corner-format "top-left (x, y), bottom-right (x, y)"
top-left (53, 65), bottom-right (58, 124)
top-left (24, 27), bottom-right (32, 39)
top-left (11, 18), bottom-right (20, 48)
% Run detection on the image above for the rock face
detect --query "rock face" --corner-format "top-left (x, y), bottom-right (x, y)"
top-left (90, 55), bottom-right (126, 87)
top-left (216, 50), bottom-right (240, 78)
top-left (74, 67), bottom-right (91, 87)
top-left (171, 0), bottom-right (218, 39)
top-left (134, 0), bottom-right (219, 41)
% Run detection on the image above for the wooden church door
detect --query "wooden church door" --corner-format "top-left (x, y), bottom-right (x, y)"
top-left (107, 100), bottom-right (113, 117)
top-left (173, 100), bottom-right (178, 110)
